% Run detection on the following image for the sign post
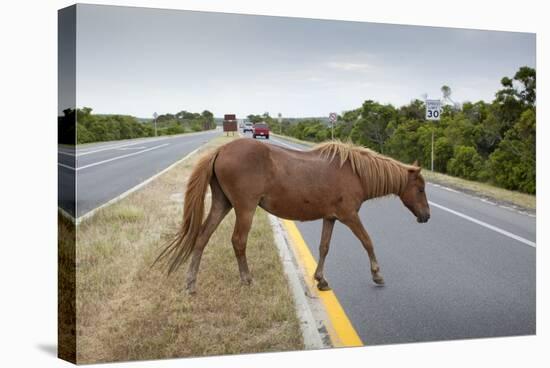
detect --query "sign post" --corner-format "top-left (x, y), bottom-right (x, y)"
top-left (278, 113), bottom-right (282, 134)
top-left (425, 100), bottom-right (442, 171)
top-left (153, 112), bottom-right (158, 137)
top-left (329, 112), bottom-right (337, 140)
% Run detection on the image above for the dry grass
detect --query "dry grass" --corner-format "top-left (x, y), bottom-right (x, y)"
top-left (58, 214), bottom-right (76, 362)
top-left (71, 136), bottom-right (303, 364)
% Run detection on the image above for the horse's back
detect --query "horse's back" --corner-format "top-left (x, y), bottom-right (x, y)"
top-left (214, 138), bottom-right (364, 220)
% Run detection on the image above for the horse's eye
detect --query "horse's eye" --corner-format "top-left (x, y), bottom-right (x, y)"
top-left (419, 188), bottom-right (424, 193)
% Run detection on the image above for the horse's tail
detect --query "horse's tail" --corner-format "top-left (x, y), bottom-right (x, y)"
top-left (153, 147), bottom-right (220, 274)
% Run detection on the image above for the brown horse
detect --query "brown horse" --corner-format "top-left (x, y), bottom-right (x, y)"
top-left (154, 138), bottom-right (430, 294)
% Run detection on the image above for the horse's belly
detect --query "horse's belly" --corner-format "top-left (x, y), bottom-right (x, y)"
top-left (259, 193), bottom-right (334, 221)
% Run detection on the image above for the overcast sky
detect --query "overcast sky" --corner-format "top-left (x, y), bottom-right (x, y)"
top-left (74, 4), bottom-right (535, 118)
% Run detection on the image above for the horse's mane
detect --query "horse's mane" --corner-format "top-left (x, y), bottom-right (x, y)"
top-left (312, 141), bottom-right (416, 198)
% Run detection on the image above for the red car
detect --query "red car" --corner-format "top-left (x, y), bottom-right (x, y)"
top-left (252, 123), bottom-right (270, 139)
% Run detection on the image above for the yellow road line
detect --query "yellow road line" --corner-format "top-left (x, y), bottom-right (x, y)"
top-left (281, 219), bottom-right (363, 347)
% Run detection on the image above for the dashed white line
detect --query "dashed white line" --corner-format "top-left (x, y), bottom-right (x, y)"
top-left (117, 146), bottom-right (147, 150)
top-left (428, 182), bottom-right (459, 193)
top-left (75, 145), bottom-right (201, 223)
top-left (58, 162), bottom-right (75, 170)
top-left (78, 143), bottom-right (169, 170)
top-left (58, 151), bottom-right (76, 157)
top-left (76, 138), bottom-right (169, 156)
top-left (58, 143), bottom-right (170, 171)
top-left (270, 137), bottom-right (304, 150)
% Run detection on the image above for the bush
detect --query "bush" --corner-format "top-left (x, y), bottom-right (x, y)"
top-left (77, 123), bottom-right (95, 144)
top-left (447, 145), bottom-right (484, 180)
top-left (487, 109), bottom-right (535, 193)
top-left (71, 107), bottom-right (213, 144)
top-left (434, 136), bottom-right (453, 173)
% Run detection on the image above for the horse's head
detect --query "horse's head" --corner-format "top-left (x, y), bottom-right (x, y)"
top-left (399, 161), bottom-right (430, 223)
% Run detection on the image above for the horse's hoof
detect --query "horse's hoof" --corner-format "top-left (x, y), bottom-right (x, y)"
top-left (241, 278), bottom-right (253, 286)
top-left (372, 275), bottom-right (385, 285)
top-left (317, 280), bottom-right (331, 291)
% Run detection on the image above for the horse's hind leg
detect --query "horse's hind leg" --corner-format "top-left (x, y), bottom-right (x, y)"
top-left (314, 218), bottom-right (335, 291)
top-left (185, 178), bottom-right (231, 294)
top-left (342, 212), bottom-right (384, 285)
top-left (231, 206), bottom-right (255, 285)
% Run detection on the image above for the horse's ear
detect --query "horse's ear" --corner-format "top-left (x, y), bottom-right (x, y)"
top-left (408, 162), bottom-right (421, 178)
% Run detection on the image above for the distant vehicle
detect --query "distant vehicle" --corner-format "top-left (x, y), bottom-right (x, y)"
top-left (243, 122), bottom-right (254, 133)
top-left (253, 123), bottom-right (270, 139)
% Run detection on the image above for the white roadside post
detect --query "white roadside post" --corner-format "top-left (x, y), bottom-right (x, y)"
top-left (425, 99), bottom-right (442, 171)
top-left (278, 112), bottom-right (282, 134)
top-left (153, 111), bottom-right (158, 137)
top-left (329, 112), bottom-right (337, 140)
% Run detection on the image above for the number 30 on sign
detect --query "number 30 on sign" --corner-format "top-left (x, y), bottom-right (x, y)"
top-left (425, 99), bottom-right (442, 121)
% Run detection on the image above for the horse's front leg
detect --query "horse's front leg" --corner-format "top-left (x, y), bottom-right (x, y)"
top-left (341, 213), bottom-right (384, 285)
top-left (314, 218), bottom-right (335, 291)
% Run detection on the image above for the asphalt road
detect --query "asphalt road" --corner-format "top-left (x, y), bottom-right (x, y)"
top-left (245, 131), bottom-right (536, 345)
top-left (58, 129), bottom-right (221, 218)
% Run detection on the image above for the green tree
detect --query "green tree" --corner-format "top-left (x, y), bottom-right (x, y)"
top-left (398, 99), bottom-right (425, 121)
top-left (350, 100), bottom-right (396, 153)
top-left (494, 67), bottom-right (536, 134)
top-left (201, 110), bottom-right (214, 129)
top-left (488, 108), bottom-right (536, 193)
top-left (385, 119), bottom-right (423, 165)
top-left (447, 145), bottom-right (484, 180)
top-left (433, 136), bottom-right (453, 173)
top-left (513, 66), bottom-right (536, 106)
top-left (247, 114), bottom-right (264, 123)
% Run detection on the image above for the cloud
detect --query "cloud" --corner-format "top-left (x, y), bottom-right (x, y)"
top-left (326, 61), bottom-right (371, 72)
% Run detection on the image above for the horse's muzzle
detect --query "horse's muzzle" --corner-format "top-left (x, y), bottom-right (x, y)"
top-left (417, 213), bottom-right (430, 223)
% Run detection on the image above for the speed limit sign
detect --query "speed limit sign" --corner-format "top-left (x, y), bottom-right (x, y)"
top-left (425, 100), bottom-right (442, 121)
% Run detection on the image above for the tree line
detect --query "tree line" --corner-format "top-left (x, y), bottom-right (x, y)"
top-left (58, 108), bottom-right (216, 145)
top-left (263, 66), bottom-right (536, 194)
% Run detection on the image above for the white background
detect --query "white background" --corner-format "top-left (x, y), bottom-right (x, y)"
top-left (0, 0), bottom-right (547, 367)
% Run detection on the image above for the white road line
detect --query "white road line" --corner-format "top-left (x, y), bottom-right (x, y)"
top-left (76, 143), bottom-right (169, 171)
top-left (58, 162), bottom-right (76, 170)
top-left (74, 128), bottom-right (220, 156)
top-left (117, 146), bottom-right (147, 150)
top-left (75, 146), bottom-right (202, 224)
top-left (58, 151), bottom-right (76, 157)
top-left (428, 182), bottom-right (459, 193)
top-left (76, 138), bottom-right (169, 156)
top-left (429, 201), bottom-right (535, 247)
top-left (270, 137), bottom-right (304, 150)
